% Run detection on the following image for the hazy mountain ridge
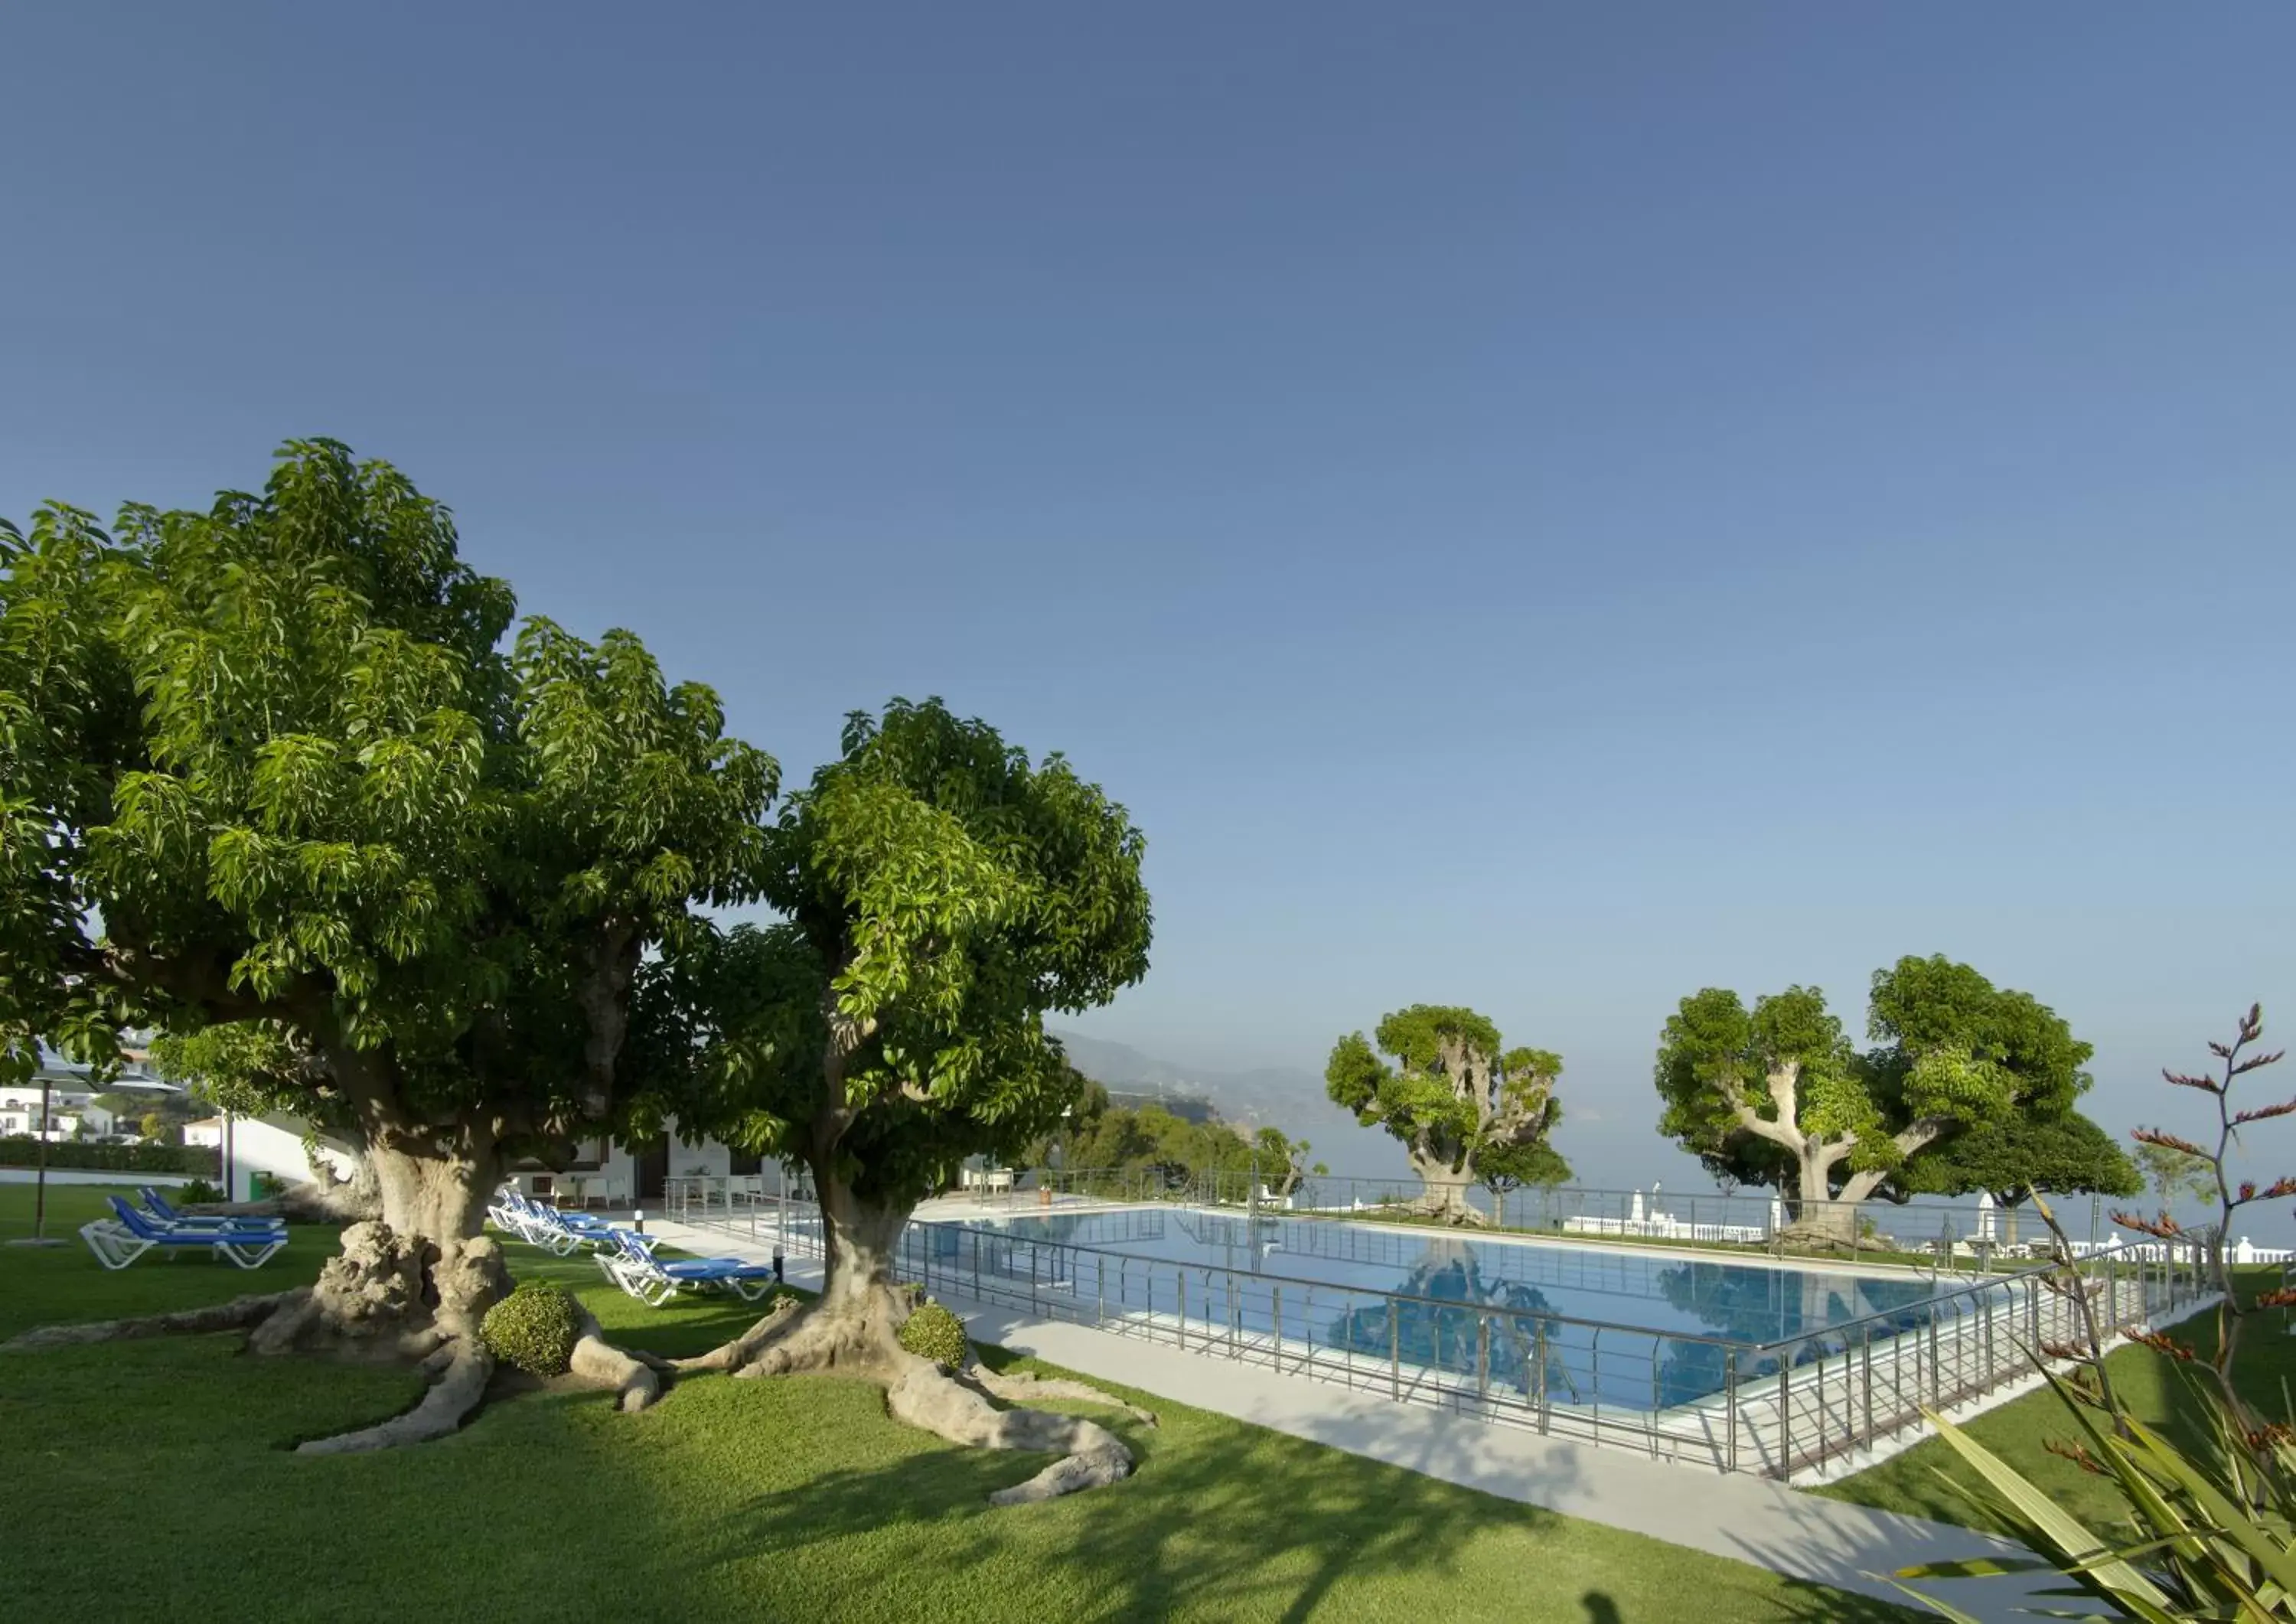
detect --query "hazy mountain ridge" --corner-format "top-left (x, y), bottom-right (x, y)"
top-left (1052, 1030), bottom-right (1412, 1179)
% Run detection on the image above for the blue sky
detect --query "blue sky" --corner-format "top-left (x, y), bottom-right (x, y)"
top-left (5, 5), bottom-right (2292, 1215)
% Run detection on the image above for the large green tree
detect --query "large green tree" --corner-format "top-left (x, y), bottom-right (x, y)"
top-left (641, 697), bottom-right (1158, 1500)
top-left (0, 442), bottom-right (773, 1435)
top-left (1477, 1133), bottom-right (1574, 1229)
top-left (1890, 1109), bottom-right (2141, 1244)
top-left (1655, 955), bottom-right (2094, 1244)
top-left (1325, 1007), bottom-right (1561, 1225)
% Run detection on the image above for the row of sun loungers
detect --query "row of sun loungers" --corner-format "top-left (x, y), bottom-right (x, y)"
top-left (488, 1186), bottom-right (781, 1308)
top-left (80, 1190), bottom-right (291, 1270)
top-left (74, 1181), bottom-right (775, 1312)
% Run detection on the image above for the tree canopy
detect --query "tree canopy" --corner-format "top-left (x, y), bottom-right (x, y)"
top-left (642, 696), bottom-right (1153, 1226)
top-left (1478, 1135), bottom-right (1574, 1195)
top-left (2133, 1139), bottom-right (2221, 1209)
top-left (0, 441), bottom-right (776, 1336)
top-left (1325, 1005), bottom-right (1561, 1224)
top-left (1655, 955), bottom-right (2095, 1241)
top-left (1892, 1109), bottom-right (2141, 1208)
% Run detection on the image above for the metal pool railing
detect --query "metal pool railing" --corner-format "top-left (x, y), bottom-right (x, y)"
top-left (662, 1179), bottom-right (2213, 1479)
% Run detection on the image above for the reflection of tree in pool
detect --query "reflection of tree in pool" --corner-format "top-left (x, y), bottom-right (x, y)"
top-left (1323, 1241), bottom-right (1567, 1397)
top-left (1652, 1261), bottom-right (1938, 1407)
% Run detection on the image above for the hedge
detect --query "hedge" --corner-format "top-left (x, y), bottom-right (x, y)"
top-left (0, 1139), bottom-right (223, 1176)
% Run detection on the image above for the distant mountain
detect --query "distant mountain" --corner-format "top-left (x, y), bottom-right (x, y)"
top-left (1051, 1030), bottom-right (1412, 1180)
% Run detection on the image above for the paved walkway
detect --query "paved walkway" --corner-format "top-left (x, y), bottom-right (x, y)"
top-left (651, 1218), bottom-right (2090, 1622)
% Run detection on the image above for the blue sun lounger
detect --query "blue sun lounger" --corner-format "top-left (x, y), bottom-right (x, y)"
top-left (83, 1196), bottom-right (289, 1270)
top-left (139, 1187), bottom-right (288, 1234)
top-left (489, 1189), bottom-right (616, 1255)
top-left (598, 1228), bottom-right (780, 1308)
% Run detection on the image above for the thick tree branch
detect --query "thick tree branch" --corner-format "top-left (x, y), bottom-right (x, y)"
top-left (1719, 1074), bottom-right (1805, 1153)
top-left (1891, 1116), bottom-right (1952, 1158)
top-left (574, 918), bottom-right (641, 1120)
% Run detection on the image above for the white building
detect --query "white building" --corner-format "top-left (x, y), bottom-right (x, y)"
top-left (1, 1045), bottom-right (183, 1140)
top-left (501, 1118), bottom-right (756, 1207)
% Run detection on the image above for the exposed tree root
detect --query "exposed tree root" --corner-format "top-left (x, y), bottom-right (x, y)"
top-left (1401, 1195), bottom-right (1486, 1228)
top-left (568, 1308), bottom-right (662, 1411)
top-left (967, 1365), bottom-right (1159, 1428)
top-left (683, 1290), bottom-right (1153, 1503)
top-left (890, 1356), bottom-right (1139, 1505)
top-left (673, 1293), bottom-right (806, 1375)
top-left (295, 1336), bottom-right (494, 1455)
top-left (1773, 1223), bottom-right (1884, 1253)
top-left (1, 1289), bottom-right (306, 1352)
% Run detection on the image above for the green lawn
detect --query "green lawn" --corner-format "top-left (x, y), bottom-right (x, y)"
top-left (0, 1183), bottom-right (1910, 1623)
top-left (1816, 1268), bottom-right (2291, 1533)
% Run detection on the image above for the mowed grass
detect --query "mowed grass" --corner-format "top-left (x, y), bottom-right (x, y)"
top-left (0, 1182), bottom-right (338, 1339)
top-left (0, 1184), bottom-right (1912, 1623)
top-left (1817, 1267), bottom-right (2294, 1532)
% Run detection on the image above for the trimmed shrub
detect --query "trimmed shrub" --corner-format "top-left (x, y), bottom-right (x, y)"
top-left (897, 1300), bottom-right (968, 1369)
top-left (0, 1139), bottom-right (220, 1175)
top-left (177, 1177), bottom-right (223, 1204)
top-left (479, 1283), bottom-right (582, 1377)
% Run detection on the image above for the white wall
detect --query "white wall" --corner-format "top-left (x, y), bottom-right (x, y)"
top-left (211, 1115), bottom-right (356, 1202)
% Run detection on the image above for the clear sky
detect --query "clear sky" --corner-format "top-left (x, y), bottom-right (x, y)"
top-left (5, 5), bottom-right (2292, 1215)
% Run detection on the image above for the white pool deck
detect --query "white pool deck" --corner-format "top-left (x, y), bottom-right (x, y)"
top-left (651, 1208), bottom-right (2125, 1622)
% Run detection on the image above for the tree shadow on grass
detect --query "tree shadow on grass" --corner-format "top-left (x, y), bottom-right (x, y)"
top-left (605, 1355), bottom-right (1923, 1624)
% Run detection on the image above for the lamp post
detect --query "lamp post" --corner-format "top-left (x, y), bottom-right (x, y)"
top-left (9, 1070), bottom-right (64, 1248)
top-left (32, 1072), bottom-right (51, 1240)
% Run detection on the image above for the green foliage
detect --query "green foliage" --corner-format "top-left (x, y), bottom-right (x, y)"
top-left (1654, 985), bottom-right (1852, 1155)
top-left (896, 1299), bottom-right (969, 1368)
top-left (148, 1025), bottom-right (301, 1121)
top-left (1032, 1082), bottom-right (1313, 1192)
top-left (2135, 1140), bottom-right (2222, 1208)
top-left (1655, 957), bottom-right (2095, 1201)
top-left (1325, 1006), bottom-right (1561, 1188)
top-left (0, 1138), bottom-right (219, 1175)
top-left (644, 697), bottom-right (1151, 1211)
top-left (177, 1177), bottom-right (223, 1204)
top-left (0, 441), bottom-right (775, 1184)
top-left (479, 1282), bottom-right (583, 1377)
top-left (1895, 1367), bottom-right (2296, 1621)
top-left (1477, 1135), bottom-right (1574, 1195)
top-left (1895, 1110), bottom-right (2141, 1205)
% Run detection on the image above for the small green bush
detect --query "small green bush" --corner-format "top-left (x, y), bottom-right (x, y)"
top-left (177, 1177), bottom-right (223, 1205)
top-left (898, 1300), bottom-right (968, 1369)
top-left (480, 1283), bottom-right (582, 1377)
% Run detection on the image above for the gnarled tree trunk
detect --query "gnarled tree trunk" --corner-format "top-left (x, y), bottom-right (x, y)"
top-left (679, 1153), bottom-right (1151, 1503)
top-left (1406, 1149), bottom-right (1485, 1226)
top-left (254, 1130), bottom-right (509, 1359)
top-left (246, 1124), bottom-right (514, 1453)
top-left (13, 1123), bottom-right (521, 1452)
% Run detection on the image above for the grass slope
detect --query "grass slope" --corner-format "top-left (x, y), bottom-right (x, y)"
top-left (0, 1185), bottom-right (1910, 1623)
top-left (1817, 1267), bottom-right (2294, 1531)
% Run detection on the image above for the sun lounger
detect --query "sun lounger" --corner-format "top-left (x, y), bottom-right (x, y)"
top-left (139, 1187), bottom-right (288, 1234)
top-left (488, 1189), bottom-right (615, 1255)
top-left (596, 1228), bottom-right (780, 1308)
top-left (83, 1197), bottom-right (289, 1270)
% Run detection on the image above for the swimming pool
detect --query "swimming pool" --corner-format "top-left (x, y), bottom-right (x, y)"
top-left (912, 1205), bottom-right (1962, 1412)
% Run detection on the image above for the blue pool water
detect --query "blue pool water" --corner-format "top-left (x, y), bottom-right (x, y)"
top-left (921, 1206), bottom-right (1962, 1411)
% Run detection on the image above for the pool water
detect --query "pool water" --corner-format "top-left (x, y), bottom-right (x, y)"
top-left (925, 1206), bottom-right (1958, 1411)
